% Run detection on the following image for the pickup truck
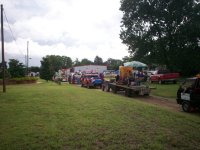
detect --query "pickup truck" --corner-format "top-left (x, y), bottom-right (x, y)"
top-left (149, 70), bottom-right (180, 84)
top-left (81, 74), bottom-right (103, 88)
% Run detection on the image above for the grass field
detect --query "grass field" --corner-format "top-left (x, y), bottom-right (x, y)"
top-left (149, 83), bottom-right (179, 99)
top-left (0, 81), bottom-right (200, 149)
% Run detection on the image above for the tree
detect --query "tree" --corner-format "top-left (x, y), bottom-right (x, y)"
top-left (105, 58), bottom-right (123, 70)
top-left (81, 58), bottom-right (93, 65)
top-left (0, 62), bottom-right (10, 79)
top-left (73, 58), bottom-right (81, 66)
top-left (40, 57), bottom-right (52, 81)
top-left (120, 0), bottom-right (200, 76)
top-left (94, 56), bottom-right (103, 65)
top-left (29, 66), bottom-right (40, 72)
top-left (122, 56), bottom-right (132, 63)
top-left (61, 56), bottom-right (72, 68)
top-left (8, 59), bottom-right (26, 78)
top-left (40, 55), bottom-right (72, 81)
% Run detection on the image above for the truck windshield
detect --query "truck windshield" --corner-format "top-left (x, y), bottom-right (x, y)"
top-left (181, 78), bottom-right (196, 88)
top-left (157, 70), bottom-right (170, 74)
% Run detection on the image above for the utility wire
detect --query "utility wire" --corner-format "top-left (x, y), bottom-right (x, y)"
top-left (3, 9), bottom-right (25, 58)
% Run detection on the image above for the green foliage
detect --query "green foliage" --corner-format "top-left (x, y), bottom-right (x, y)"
top-left (122, 56), bottom-right (132, 63)
top-left (40, 55), bottom-right (72, 81)
top-left (0, 62), bottom-right (10, 79)
top-left (150, 83), bottom-right (179, 99)
top-left (120, 0), bottom-right (200, 76)
top-left (0, 83), bottom-right (200, 149)
top-left (29, 66), bottom-right (40, 72)
top-left (81, 58), bottom-right (93, 65)
top-left (73, 58), bottom-right (81, 66)
top-left (10, 77), bottom-right (38, 81)
top-left (94, 55), bottom-right (103, 65)
top-left (8, 59), bottom-right (26, 78)
top-left (105, 58), bottom-right (123, 70)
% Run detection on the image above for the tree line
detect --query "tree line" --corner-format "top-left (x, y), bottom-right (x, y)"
top-left (120, 0), bottom-right (200, 76)
top-left (0, 55), bottom-right (123, 81)
top-left (1, 0), bottom-right (199, 79)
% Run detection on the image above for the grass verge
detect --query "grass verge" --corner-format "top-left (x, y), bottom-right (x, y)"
top-left (150, 83), bottom-right (179, 100)
top-left (0, 81), bottom-right (200, 149)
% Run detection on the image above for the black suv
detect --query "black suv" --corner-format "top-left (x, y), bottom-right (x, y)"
top-left (177, 77), bottom-right (200, 112)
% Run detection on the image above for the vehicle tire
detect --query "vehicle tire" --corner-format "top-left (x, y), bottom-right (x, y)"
top-left (105, 84), bottom-right (110, 92)
top-left (159, 80), bottom-right (163, 84)
top-left (125, 89), bottom-right (132, 97)
top-left (112, 86), bottom-right (117, 94)
top-left (182, 101), bottom-right (192, 112)
top-left (102, 85), bottom-right (105, 91)
top-left (99, 84), bottom-right (102, 89)
top-left (173, 80), bottom-right (177, 84)
top-left (149, 80), bottom-right (152, 84)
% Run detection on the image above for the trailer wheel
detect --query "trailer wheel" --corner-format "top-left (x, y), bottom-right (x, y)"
top-left (112, 86), bottom-right (117, 94)
top-left (105, 84), bottom-right (110, 92)
top-left (125, 89), bottom-right (132, 97)
top-left (182, 101), bottom-right (192, 112)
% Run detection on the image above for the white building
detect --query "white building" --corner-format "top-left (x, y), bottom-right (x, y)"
top-left (73, 65), bottom-right (107, 74)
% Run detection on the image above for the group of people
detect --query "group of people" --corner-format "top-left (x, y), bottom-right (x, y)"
top-left (116, 70), bottom-right (148, 86)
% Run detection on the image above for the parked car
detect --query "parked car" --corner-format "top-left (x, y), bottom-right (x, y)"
top-left (149, 70), bottom-right (180, 84)
top-left (176, 76), bottom-right (200, 112)
top-left (81, 74), bottom-right (103, 88)
top-left (147, 70), bottom-right (156, 77)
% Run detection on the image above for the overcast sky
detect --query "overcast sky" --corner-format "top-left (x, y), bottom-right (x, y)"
top-left (0, 0), bottom-right (129, 66)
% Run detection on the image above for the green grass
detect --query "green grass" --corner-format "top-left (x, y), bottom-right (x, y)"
top-left (150, 83), bottom-right (180, 99)
top-left (0, 81), bottom-right (200, 149)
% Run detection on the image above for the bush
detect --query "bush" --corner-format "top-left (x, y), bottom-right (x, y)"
top-left (0, 77), bottom-right (38, 85)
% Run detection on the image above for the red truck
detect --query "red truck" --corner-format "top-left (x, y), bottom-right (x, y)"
top-left (149, 70), bottom-right (180, 84)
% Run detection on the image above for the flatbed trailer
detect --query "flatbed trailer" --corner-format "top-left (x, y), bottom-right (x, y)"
top-left (102, 82), bottom-right (150, 97)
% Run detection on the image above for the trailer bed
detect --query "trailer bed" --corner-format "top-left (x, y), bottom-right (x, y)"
top-left (102, 82), bottom-right (150, 97)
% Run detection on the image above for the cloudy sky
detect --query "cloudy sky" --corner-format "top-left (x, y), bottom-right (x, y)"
top-left (0, 0), bottom-right (129, 66)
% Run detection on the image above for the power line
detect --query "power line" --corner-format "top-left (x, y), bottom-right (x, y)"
top-left (3, 9), bottom-right (25, 57)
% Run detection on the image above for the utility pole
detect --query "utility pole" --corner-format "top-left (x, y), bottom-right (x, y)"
top-left (27, 41), bottom-right (29, 76)
top-left (1, 4), bottom-right (6, 93)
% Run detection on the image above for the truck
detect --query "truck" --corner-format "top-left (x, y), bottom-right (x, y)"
top-left (149, 70), bottom-right (180, 84)
top-left (81, 73), bottom-right (103, 88)
top-left (102, 66), bottom-right (150, 97)
top-left (176, 75), bottom-right (200, 112)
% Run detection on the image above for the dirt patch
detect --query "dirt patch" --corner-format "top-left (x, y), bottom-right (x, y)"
top-left (135, 96), bottom-right (181, 112)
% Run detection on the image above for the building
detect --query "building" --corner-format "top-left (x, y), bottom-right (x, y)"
top-left (73, 65), bottom-right (107, 74)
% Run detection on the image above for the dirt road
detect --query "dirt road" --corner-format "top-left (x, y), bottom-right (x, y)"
top-left (136, 95), bottom-right (181, 112)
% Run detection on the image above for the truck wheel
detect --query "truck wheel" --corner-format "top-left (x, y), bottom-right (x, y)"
top-left (99, 84), bottom-right (102, 89)
top-left (102, 85), bottom-right (105, 91)
top-left (182, 101), bottom-right (191, 112)
top-left (159, 80), bottom-right (163, 84)
top-left (149, 80), bottom-right (152, 84)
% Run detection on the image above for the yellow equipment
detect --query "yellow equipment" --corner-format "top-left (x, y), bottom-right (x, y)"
top-left (119, 66), bottom-right (133, 80)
